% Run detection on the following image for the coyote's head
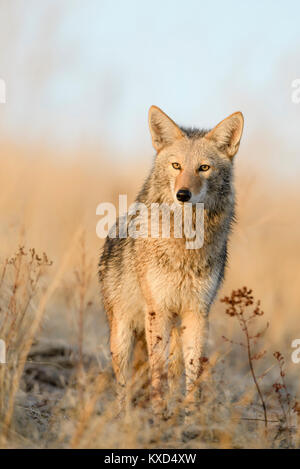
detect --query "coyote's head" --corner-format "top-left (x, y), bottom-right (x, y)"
top-left (148, 106), bottom-right (244, 208)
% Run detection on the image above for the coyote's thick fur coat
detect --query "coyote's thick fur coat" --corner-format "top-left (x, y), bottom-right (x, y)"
top-left (99, 106), bottom-right (244, 414)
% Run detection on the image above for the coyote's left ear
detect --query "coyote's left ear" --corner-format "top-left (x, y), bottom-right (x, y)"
top-left (148, 105), bottom-right (184, 152)
top-left (205, 112), bottom-right (244, 159)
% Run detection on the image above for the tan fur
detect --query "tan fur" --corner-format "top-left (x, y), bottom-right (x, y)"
top-left (99, 106), bottom-right (244, 416)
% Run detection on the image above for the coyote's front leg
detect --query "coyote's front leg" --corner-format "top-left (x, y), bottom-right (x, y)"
top-left (145, 310), bottom-right (171, 416)
top-left (181, 310), bottom-right (208, 410)
top-left (110, 315), bottom-right (134, 413)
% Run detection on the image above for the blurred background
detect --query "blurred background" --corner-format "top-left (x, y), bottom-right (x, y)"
top-left (0, 0), bottom-right (300, 388)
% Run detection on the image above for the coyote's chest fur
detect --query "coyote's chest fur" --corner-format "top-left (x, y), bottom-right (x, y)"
top-left (133, 228), bottom-right (227, 317)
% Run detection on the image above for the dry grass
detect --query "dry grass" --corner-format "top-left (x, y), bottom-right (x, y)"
top-left (0, 138), bottom-right (299, 449)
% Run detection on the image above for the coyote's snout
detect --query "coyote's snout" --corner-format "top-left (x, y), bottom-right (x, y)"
top-left (98, 105), bottom-right (244, 416)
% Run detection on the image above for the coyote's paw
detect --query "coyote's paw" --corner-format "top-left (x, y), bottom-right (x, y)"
top-left (182, 425), bottom-right (199, 442)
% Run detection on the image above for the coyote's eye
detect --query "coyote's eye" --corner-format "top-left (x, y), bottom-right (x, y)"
top-left (199, 164), bottom-right (210, 172)
top-left (172, 162), bottom-right (181, 170)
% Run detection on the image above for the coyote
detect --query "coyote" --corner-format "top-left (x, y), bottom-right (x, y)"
top-left (99, 106), bottom-right (244, 414)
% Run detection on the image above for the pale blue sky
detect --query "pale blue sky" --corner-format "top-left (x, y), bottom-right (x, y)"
top-left (0, 0), bottom-right (300, 170)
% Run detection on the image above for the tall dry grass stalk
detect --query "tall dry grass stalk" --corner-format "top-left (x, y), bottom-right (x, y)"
top-left (0, 247), bottom-right (52, 439)
top-left (0, 228), bottom-right (82, 444)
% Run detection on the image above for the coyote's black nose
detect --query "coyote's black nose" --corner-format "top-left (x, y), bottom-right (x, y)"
top-left (176, 188), bottom-right (192, 202)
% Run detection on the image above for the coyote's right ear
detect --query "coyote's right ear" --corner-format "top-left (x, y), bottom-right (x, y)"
top-left (148, 106), bottom-right (184, 152)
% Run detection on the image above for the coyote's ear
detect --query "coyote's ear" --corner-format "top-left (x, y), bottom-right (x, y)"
top-left (205, 112), bottom-right (244, 159)
top-left (148, 106), bottom-right (184, 152)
